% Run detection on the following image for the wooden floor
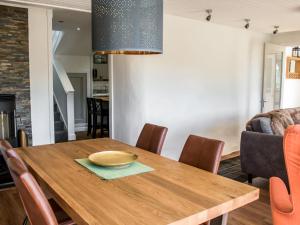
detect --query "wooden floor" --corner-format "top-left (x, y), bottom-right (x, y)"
top-left (0, 178), bottom-right (271, 225)
top-left (228, 178), bottom-right (272, 225)
top-left (0, 187), bottom-right (26, 225)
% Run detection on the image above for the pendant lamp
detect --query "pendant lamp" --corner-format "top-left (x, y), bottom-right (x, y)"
top-left (92, 0), bottom-right (163, 55)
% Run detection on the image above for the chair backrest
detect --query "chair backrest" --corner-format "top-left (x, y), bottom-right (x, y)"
top-left (87, 97), bottom-right (93, 113)
top-left (7, 157), bottom-right (59, 225)
top-left (7, 149), bottom-right (28, 170)
top-left (0, 139), bottom-right (13, 161)
top-left (179, 135), bottom-right (224, 174)
top-left (92, 98), bottom-right (100, 113)
top-left (100, 99), bottom-right (109, 115)
top-left (136, 123), bottom-right (168, 155)
top-left (284, 126), bottom-right (300, 210)
top-left (0, 140), bottom-right (27, 170)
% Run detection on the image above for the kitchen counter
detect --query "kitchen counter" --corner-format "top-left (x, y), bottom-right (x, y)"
top-left (93, 93), bottom-right (109, 97)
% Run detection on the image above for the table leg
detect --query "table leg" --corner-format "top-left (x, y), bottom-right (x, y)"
top-left (221, 213), bottom-right (228, 225)
top-left (211, 213), bottom-right (229, 225)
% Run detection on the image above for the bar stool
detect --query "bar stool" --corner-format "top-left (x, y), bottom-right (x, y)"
top-left (99, 99), bottom-right (109, 138)
top-left (92, 98), bottom-right (101, 138)
top-left (86, 98), bottom-right (93, 136)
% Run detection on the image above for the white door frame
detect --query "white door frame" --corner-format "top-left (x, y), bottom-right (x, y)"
top-left (262, 43), bottom-right (286, 112)
top-left (108, 55), bottom-right (114, 139)
top-left (68, 73), bottom-right (87, 127)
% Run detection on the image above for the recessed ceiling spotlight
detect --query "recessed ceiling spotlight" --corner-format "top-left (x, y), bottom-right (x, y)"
top-left (244, 19), bottom-right (250, 29)
top-left (76, 27), bottom-right (81, 31)
top-left (273, 25), bottom-right (279, 35)
top-left (206, 9), bottom-right (212, 22)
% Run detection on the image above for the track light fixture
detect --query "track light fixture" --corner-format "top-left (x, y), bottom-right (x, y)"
top-left (244, 19), bottom-right (250, 29)
top-left (273, 26), bottom-right (279, 35)
top-left (206, 9), bottom-right (212, 21)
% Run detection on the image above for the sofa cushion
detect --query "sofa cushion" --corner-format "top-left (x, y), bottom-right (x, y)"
top-left (271, 110), bottom-right (294, 136)
top-left (247, 107), bottom-right (299, 135)
top-left (251, 117), bottom-right (273, 134)
top-left (251, 118), bottom-right (263, 132)
top-left (260, 117), bottom-right (274, 134)
top-left (285, 107), bottom-right (300, 124)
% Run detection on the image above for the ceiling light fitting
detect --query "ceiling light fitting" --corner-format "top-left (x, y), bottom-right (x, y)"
top-left (244, 19), bottom-right (250, 29)
top-left (273, 26), bottom-right (279, 35)
top-left (206, 9), bottom-right (212, 22)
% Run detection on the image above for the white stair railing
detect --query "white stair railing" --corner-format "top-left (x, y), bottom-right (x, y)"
top-left (52, 31), bottom-right (76, 141)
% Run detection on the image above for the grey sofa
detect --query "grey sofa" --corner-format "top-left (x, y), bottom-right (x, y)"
top-left (239, 108), bottom-right (300, 185)
top-left (240, 130), bottom-right (287, 185)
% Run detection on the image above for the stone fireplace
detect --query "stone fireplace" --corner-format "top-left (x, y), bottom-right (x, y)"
top-left (0, 5), bottom-right (32, 143)
top-left (0, 94), bottom-right (16, 142)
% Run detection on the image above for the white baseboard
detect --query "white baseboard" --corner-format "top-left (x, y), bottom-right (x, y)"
top-left (68, 133), bottom-right (76, 141)
top-left (75, 123), bottom-right (88, 132)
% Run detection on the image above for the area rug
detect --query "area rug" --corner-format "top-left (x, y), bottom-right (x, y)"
top-left (218, 156), bottom-right (248, 183)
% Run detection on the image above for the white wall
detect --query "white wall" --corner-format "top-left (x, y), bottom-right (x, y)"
top-left (270, 34), bottom-right (300, 109)
top-left (281, 47), bottom-right (300, 108)
top-left (28, 6), bottom-right (54, 145)
top-left (282, 79), bottom-right (300, 108)
top-left (112, 15), bottom-right (269, 159)
top-left (0, 2), bottom-right (55, 146)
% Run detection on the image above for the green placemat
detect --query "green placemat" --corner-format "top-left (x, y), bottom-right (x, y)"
top-left (75, 158), bottom-right (154, 180)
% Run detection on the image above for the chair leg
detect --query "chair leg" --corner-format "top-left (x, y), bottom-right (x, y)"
top-left (92, 114), bottom-right (97, 139)
top-left (248, 174), bottom-right (253, 184)
top-left (107, 114), bottom-right (109, 137)
top-left (87, 114), bottom-right (91, 136)
top-left (100, 114), bottom-right (103, 138)
top-left (22, 216), bottom-right (28, 225)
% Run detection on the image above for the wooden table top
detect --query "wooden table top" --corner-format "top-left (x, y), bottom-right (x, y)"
top-left (16, 139), bottom-right (259, 225)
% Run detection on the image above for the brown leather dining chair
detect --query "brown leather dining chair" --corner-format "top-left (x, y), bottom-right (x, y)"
top-left (2, 145), bottom-right (75, 225)
top-left (136, 123), bottom-right (168, 155)
top-left (0, 140), bottom-right (24, 165)
top-left (7, 156), bottom-right (76, 225)
top-left (0, 131), bottom-right (28, 189)
top-left (0, 139), bottom-right (13, 151)
top-left (179, 135), bottom-right (224, 225)
top-left (0, 139), bottom-right (12, 162)
top-left (0, 139), bottom-right (15, 189)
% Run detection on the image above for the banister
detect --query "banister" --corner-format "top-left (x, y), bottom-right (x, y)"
top-left (53, 59), bottom-right (75, 94)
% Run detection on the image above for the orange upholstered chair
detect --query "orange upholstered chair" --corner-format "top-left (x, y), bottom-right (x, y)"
top-left (270, 125), bottom-right (300, 225)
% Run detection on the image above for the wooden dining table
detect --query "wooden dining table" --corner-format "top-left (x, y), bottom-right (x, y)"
top-left (16, 139), bottom-right (259, 225)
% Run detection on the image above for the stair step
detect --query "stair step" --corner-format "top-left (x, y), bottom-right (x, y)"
top-left (55, 121), bottom-right (65, 131)
top-left (54, 103), bottom-right (59, 113)
top-left (54, 111), bottom-right (61, 121)
top-left (53, 99), bottom-right (68, 143)
top-left (55, 130), bottom-right (68, 143)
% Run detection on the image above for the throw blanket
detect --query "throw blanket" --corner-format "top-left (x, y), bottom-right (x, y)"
top-left (247, 109), bottom-right (295, 135)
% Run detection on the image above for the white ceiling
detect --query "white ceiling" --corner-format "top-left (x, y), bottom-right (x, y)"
top-left (50, 0), bottom-right (300, 55)
top-left (165, 0), bottom-right (300, 33)
top-left (5, 0), bottom-right (300, 33)
top-left (2, 0), bottom-right (90, 12)
top-left (53, 9), bottom-right (91, 55)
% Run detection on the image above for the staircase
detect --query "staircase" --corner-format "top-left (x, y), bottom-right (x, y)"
top-left (52, 31), bottom-right (76, 142)
top-left (54, 101), bottom-right (68, 143)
